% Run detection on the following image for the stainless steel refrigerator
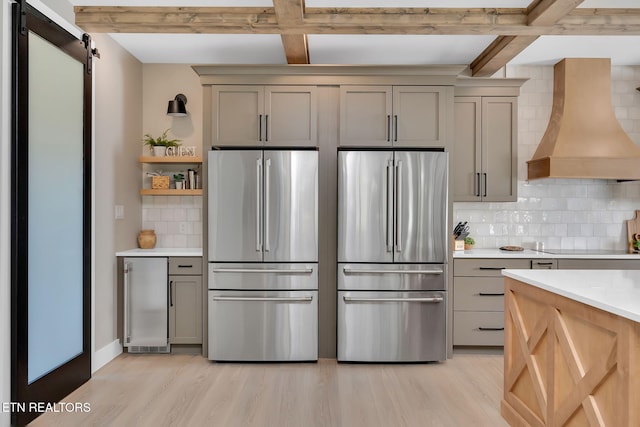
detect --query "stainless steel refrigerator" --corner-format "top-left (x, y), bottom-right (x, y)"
top-left (337, 150), bottom-right (448, 362)
top-left (208, 149), bottom-right (318, 361)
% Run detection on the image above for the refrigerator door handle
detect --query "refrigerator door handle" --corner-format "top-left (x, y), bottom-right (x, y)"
top-left (212, 296), bottom-right (313, 303)
top-left (123, 262), bottom-right (131, 345)
top-left (343, 268), bottom-right (443, 275)
top-left (343, 296), bottom-right (444, 303)
top-left (256, 158), bottom-right (262, 252)
top-left (212, 268), bottom-right (314, 274)
top-left (386, 160), bottom-right (393, 252)
top-left (395, 159), bottom-right (403, 252)
top-left (264, 158), bottom-right (271, 252)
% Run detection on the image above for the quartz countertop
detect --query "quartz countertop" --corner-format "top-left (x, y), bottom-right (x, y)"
top-left (502, 269), bottom-right (640, 323)
top-left (453, 248), bottom-right (640, 259)
top-left (116, 248), bottom-right (202, 257)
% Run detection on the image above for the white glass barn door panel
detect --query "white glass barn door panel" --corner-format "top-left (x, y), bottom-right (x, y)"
top-left (27, 32), bottom-right (84, 383)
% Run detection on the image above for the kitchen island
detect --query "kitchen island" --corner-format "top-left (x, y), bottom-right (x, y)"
top-left (500, 269), bottom-right (640, 427)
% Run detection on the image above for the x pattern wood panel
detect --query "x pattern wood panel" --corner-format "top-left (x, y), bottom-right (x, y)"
top-left (503, 279), bottom-right (631, 427)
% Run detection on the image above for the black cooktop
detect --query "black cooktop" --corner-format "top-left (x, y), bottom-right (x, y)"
top-left (538, 249), bottom-right (630, 255)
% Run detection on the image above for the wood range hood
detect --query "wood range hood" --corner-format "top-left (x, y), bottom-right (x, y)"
top-left (527, 58), bottom-right (640, 180)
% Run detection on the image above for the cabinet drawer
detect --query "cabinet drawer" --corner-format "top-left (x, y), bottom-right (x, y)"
top-left (454, 258), bottom-right (530, 277)
top-left (453, 311), bottom-right (504, 346)
top-left (454, 277), bottom-right (504, 311)
top-left (169, 257), bottom-right (202, 275)
top-left (530, 259), bottom-right (557, 269)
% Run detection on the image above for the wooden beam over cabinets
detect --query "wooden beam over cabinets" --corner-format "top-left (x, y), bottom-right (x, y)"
top-left (73, 6), bottom-right (640, 36)
top-left (273, 0), bottom-right (309, 64)
top-left (470, 0), bottom-right (584, 77)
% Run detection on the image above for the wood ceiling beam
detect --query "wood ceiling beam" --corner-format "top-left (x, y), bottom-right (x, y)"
top-left (471, 0), bottom-right (583, 77)
top-left (273, 0), bottom-right (309, 64)
top-left (73, 6), bottom-right (640, 36)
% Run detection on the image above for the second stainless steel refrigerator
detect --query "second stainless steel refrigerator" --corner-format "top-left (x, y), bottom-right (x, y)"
top-left (338, 149), bottom-right (448, 362)
top-left (208, 149), bottom-right (318, 361)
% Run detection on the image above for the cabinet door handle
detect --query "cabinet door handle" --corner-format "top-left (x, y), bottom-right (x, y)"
top-left (258, 114), bottom-right (262, 142)
top-left (479, 267), bottom-right (505, 270)
top-left (483, 172), bottom-right (487, 197)
top-left (476, 172), bottom-right (481, 197)
top-left (386, 115), bottom-right (391, 142)
top-left (394, 115), bottom-right (398, 142)
top-left (534, 262), bottom-right (554, 266)
top-left (265, 114), bottom-right (269, 142)
top-left (478, 327), bottom-right (504, 331)
top-left (478, 292), bottom-right (505, 296)
top-left (177, 264), bottom-right (193, 268)
top-left (169, 280), bottom-right (174, 307)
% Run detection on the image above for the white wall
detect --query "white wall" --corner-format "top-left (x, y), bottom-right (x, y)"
top-left (1, 2), bottom-right (12, 426)
top-left (141, 65), bottom-right (204, 248)
top-left (92, 33), bottom-right (143, 357)
top-left (454, 65), bottom-right (640, 250)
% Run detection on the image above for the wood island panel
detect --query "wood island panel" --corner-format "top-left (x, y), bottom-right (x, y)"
top-left (502, 277), bottom-right (640, 427)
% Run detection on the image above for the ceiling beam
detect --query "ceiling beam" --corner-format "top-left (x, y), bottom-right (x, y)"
top-left (273, 0), bottom-right (309, 64)
top-left (471, 0), bottom-right (584, 77)
top-left (74, 7), bottom-right (640, 35)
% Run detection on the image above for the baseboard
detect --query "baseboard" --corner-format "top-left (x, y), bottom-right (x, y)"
top-left (93, 339), bottom-right (122, 373)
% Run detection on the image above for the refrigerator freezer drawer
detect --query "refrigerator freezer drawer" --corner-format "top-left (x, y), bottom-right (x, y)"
top-left (338, 291), bottom-right (446, 362)
top-left (209, 263), bottom-right (318, 290)
top-left (208, 290), bottom-right (318, 361)
top-left (338, 263), bottom-right (447, 291)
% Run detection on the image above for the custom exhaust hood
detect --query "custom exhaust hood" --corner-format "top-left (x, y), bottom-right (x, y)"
top-left (527, 58), bottom-right (640, 180)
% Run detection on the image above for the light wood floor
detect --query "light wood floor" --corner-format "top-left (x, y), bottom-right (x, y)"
top-left (30, 353), bottom-right (507, 427)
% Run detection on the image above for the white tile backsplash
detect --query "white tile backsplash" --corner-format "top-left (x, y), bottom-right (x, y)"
top-left (142, 196), bottom-right (202, 248)
top-left (454, 65), bottom-right (640, 251)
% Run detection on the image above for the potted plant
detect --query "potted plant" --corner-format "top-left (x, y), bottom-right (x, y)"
top-left (464, 236), bottom-right (475, 250)
top-left (173, 173), bottom-right (185, 190)
top-left (143, 129), bottom-right (181, 157)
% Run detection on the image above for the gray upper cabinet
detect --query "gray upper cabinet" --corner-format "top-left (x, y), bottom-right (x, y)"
top-left (212, 85), bottom-right (317, 147)
top-left (339, 85), bottom-right (447, 147)
top-left (453, 96), bottom-right (517, 202)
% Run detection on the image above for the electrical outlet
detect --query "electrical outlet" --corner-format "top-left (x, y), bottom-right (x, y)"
top-left (179, 222), bottom-right (188, 234)
top-left (115, 205), bottom-right (124, 220)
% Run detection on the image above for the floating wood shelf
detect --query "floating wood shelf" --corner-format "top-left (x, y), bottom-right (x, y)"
top-left (139, 156), bottom-right (202, 164)
top-left (140, 189), bottom-right (203, 196)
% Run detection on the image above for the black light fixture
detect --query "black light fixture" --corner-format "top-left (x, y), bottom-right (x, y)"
top-left (167, 93), bottom-right (188, 117)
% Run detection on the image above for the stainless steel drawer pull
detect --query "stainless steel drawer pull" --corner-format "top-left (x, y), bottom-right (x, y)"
top-left (212, 268), bottom-right (313, 274)
top-left (534, 262), bottom-right (554, 266)
top-left (478, 327), bottom-right (504, 331)
top-left (478, 292), bottom-right (504, 296)
top-left (212, 296), bottom-right (313, 302)
top-left (478, 267), bottom-right (505, 270)
top-left (343, 268), bottom-right (443, 275)
top-left (177, 265), bottom-right (193, 268)
top-left (343, 296), bottom-right (443, 303)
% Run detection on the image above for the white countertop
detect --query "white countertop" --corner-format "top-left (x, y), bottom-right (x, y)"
top-left (116, 248), bottom-right (202, 257)
top-left (502, 269), bottom-right (640, 323)
top-left (453, 248), bottom-right (640, 259)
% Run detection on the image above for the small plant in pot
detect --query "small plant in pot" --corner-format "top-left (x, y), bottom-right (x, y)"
top-left (143, 129), bottom-right (181, 157)
top-left (173, 173), bottom-right (185, 190)
top-left (464, 236), bottom-right (475, 250)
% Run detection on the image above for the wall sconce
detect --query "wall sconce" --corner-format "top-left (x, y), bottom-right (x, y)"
top-left (167, 93), bottom-right (188, 117)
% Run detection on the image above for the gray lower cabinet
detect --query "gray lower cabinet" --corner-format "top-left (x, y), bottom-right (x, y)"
top-left (168, 257), bottom-right (203, 345)
top-left (453, 258), bottom-right (533, 346)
